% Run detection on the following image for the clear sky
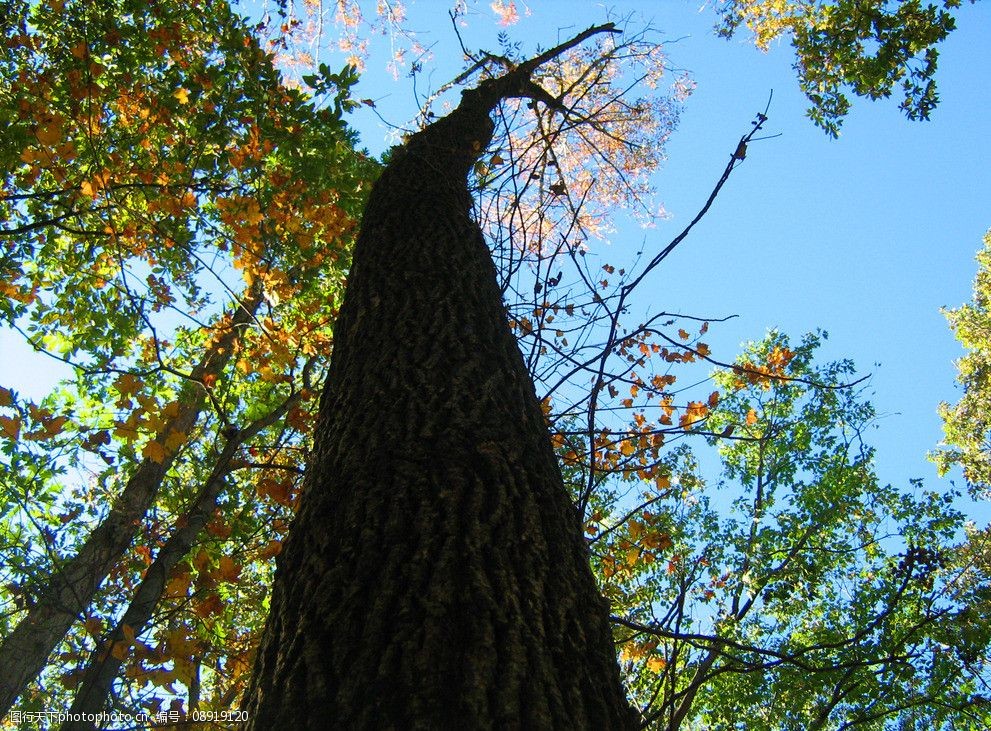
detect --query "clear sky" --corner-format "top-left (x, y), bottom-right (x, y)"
top-left (327, 0), bottom-right (991, 524)
top-left (2, 1), bottom-right (989, 521)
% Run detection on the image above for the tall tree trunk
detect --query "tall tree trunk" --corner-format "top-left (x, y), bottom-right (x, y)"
top-left (243, 45), bottom-right (635, 730)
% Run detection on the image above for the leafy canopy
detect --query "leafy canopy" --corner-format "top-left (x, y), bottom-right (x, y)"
top-left (934, 229), bottom-right (991, 498)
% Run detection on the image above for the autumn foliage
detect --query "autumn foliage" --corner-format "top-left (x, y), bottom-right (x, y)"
top-left (1, 0), bottom-right (372, 717)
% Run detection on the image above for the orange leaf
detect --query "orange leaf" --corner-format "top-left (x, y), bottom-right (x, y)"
top-left (164, 430), bottom-right (187, 452)
top-left (206, 516), bottom-right (232, 538)
top-left (83, 617), bottom-right (103, 638)
top-left (35, 115), bottom-right (63, 145)
top-left (43, 415), bottom-right (69, 436)
top-left (679, 401), bottom-right (708, 429)
top-left (746, 409), bottom-right (758, 426)
top-left (218, 556), bottom-right (241, 583)
top-left (194, 593), bottom-right (224, 618)
top-left (193, 548), bottom-right (210, 571)
top-left (0, 415), bottom-right (21, 441)
top-left (165, 571), bottom-right (192, 597)
top-left (258, 540), bottom-right (282, 559)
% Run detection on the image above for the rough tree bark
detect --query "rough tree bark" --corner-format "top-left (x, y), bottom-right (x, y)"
top-left (242, 25), bottom-right (636, 730)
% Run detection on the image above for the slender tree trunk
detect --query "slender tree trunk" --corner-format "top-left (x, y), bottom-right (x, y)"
top-left (0, 287), bottom-right (261, 715)
top-left (60, 387), bottom-right (297, 729)
top-left (243, 59), bottom-right (635, 729)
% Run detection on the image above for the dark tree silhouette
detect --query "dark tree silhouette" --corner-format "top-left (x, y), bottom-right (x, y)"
top-left (242, 24), bottom-right (637, 730)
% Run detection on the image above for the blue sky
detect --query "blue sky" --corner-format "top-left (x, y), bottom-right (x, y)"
top-left (2, 1), bottom-right (989, 520)
top-left (322, 0), bottom-right (991, 521)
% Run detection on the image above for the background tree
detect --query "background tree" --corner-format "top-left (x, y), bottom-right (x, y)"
top-left (598, 332), bottom-right (989, 729)
top-left (0, 0), bottom-right (372, 720)
top-left (934, 229), bottom-right (991, 498)
top-left (713, 0), bottom-right (960, 136)
top-left (931, 227), bottom-right (991, 723)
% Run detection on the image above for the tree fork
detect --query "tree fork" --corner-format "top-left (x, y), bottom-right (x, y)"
top-left (242, 24), bottom-right (636, 730)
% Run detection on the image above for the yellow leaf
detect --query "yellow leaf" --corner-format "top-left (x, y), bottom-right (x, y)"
top-left (645, 532), bottom-right (673, 551)
top-left (243, 199), bottom-right (263, 225)
top-left (120, 623), bottom-right (136, 643)
top-left (164, 430), bottom-right (187, 452)
top-left (35, 113), bottom-right (64, 146)
top-left (628, 518), bottom-right (644, 541)
top-left (110, 642), bottom-right (129, 661)
top-left (113, 420), bottom-right (139, 442)
top-left (114, 373), bottom-right (142, 396)
top-left (646, 656), bottom-right (666, 674)
top-left (142, 440), bottom-right (167, 463)
top-left (173, 87), bottom-right (190, 104)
